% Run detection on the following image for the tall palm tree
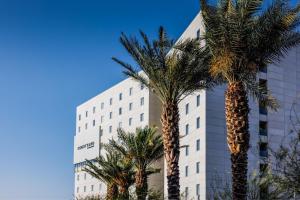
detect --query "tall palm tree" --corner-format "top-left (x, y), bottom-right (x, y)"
top-left (113, 27), bottom-right (214, 199)
top-left (199, 0), bottom-right (300, 199)
top-left (108, 126), bottom-right (164, 200)
top-left (84, 148), bottom-right (135, 200)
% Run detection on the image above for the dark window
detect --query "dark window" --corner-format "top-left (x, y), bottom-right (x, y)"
top-left (259, 121), bottom-right (268, 136)
top-left (196, 117), bottom-right (200, 129)
top-left (197, 95), bottom-right (200, 106)
top-left (196, 139), bottom-right (200, 151)
top-left (185, 124), bottom-right (189, 135)
top-left (196, 29), bottom-right (200, 40)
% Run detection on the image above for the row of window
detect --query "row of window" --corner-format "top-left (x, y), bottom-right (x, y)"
top-left (185, 184), bottom-right (201, 199)
top-left (185, 95), bottom-right (201, 115)
top-left (79, 93), bottom-right (200, 122)
top-left (184, 139), bottom-right (200, 156)
top-left (185, 117), bottom-right (201, 135)
top-left (184, 161), bottom-right (201, 177)
top-left (78, 85), bottom-right (145, 121)
top-left (78, 97), bottom-right (145, 124)
top-left (76, 184), bottom-right (102, 193)
top-left (78, 114), bottom-right (145, 134)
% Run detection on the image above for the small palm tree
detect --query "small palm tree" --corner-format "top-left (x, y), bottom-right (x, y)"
top-left (84, 148), bottom-right (135, 200)
top-left (199, 0), bottom-right (300, 199)
top-left (113, 27), bottom-right (214, 199)
top-left (108, 126), bottom-right (164, 200)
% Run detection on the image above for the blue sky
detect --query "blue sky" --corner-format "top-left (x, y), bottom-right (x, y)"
top-left (0, 0), bottom-right (199, 199)
top-left (0, 0), bottom-right (298, 199)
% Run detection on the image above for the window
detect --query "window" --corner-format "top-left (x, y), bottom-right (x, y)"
top-left (84, 186), bottom-right (86, 192)
top-left (91, 185), bottom-right (94, 192)
top-left (196, 162), bottom-right (200, 173)
top-left (109, 98), bottom-right (113, 105)
top-left (196, 184), bottom-right (200, 196)
top-left (77, 174), bottom-right (79, 181)
top-left (259, 121), bottom-right (268, 136)
top-left (259, 79), bottom-right (268, 115)
top-left (185, 166), bottom-right (189, 177)
top-left (129, 87), bottom-right (133, 96)
top-left (196, 117), bottom-right (200, 129)
top-left (78, 114), bottom-right (81, 121)
top-left (84, 173), bottom-right (86, 180)
top-left (93, 120), bottom-right (95, 127)
top-left (196, 139), bottom-right (200, 151)
top-left (259, 65), bottom-right (267, 73)
top-left (197, 95), bottom-right (200, 107)
top-left (119, 93), bottom-right (122, 101)
top-left (129, 103), bottom-right (133, 111)
top-left (185, 187), bottom-right (189, 199)
top-left (119, 107), bottom-right (122, 115)
top-left (101, 116), bottom-right (104, 123)
top-left (85, 123), bottom-right (88, 130)
top-left (109, 126), bottom-right (112, 133)
top-left (185, 103), bottom-right (189, 115)
top-left (140, 84), bottom-right (144, 90)
top-left (185, 146), bottom-right (189, 156)
top-left (119, 122), bottom-right (122, 128)
top-left (140, 113), bottom-right (144, 122)
top-left (129, 118), bottom-right (132, 126)
top-left (185, 124), bottom-right (189, 135)
top-left (101, 102), bottom-right (104, 109)
top-left (86, 111), bottom-right (88, 117)
top-left (196, 29), bottom-right (200, 40)
top-left (77, 187), bottom-right (79, 193)
top-left (109, 112), bottom-right (112, 119)
top-left (140, 97), bottom-right (144, 106)
top-left (78, 126), bottom-right (81, 133)
top-left (93, 106), bottom-right (96, 113)
top-left (260, 143), bottom-right (268, 157)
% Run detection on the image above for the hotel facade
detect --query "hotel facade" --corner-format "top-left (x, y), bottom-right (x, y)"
top-left (73, 13), bottom-right (300, 199)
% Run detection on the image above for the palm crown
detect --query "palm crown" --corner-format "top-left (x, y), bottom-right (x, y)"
top-left (108, 127), bottom-right (164, 200)
top-left (84, 148), bottom-right (135, 199)
top-left (113, 26), bottom-right (214, 103)
top-left (108, 127), bottom-right (163, 171)
top-left (201, 0), bottom-right (300, 108)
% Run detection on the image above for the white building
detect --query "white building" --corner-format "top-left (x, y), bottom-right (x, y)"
top-left (74, 12), bottom-right (300, 199)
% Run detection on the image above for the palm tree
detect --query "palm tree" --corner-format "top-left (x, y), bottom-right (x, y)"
top-left (199, 0), bottom-right (300, 199)
top-left (108, 126), bottom-right (164, 200)
top-left (84, 148), bottom-right (135, 200)
top-left (113, 27), bottom-right (214, 199)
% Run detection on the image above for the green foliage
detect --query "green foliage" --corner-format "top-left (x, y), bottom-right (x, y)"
top-left (270, 131), bottom-right (300, 198)
top-left (207, 170), bottom-right (282, 200)
top-left (113, 27), bottom-right (215, 104)
top-left (108, 126), bottom-right (163, 172)
top-left (200, 0), bottom-right (300, 109)
top-left (84, 147), bottom-right (135, 199)
top-left (107, 126), bottom-right (163, 199)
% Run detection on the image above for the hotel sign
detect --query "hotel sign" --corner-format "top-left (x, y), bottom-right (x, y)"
top-left (77, 142), bottom-right (95, 150)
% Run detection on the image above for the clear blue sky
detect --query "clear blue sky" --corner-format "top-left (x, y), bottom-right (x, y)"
top-left (0, 0), bottom-right (200, 199)
top-left (0, 0), bottom-right (297, 200)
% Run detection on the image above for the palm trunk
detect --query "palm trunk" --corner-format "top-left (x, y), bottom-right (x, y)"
top-left (135, 169), bottom-right (148, 200)
top-left (161, 101), bottom-right (180, 200)
top-left (225, 81), bottom-right (250, 200)
top-left (106, 183), bottom-right (118, 200)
